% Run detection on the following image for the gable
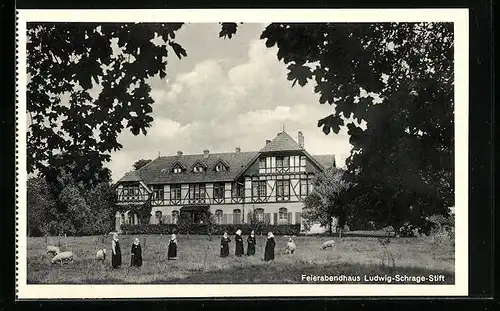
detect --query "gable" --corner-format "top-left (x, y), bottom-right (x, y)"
top-left (260, 131), bottom-right (304, 153)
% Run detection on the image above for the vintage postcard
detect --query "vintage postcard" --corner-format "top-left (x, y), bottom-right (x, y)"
top-left (16, 9), bottom-right (469, 299)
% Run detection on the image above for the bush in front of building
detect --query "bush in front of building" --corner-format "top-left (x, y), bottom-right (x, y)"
top-left (120, 223), bottom-right (301, 236)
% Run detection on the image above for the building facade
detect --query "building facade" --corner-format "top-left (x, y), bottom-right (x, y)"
top-left (114, 131), bottom-right (336, 230)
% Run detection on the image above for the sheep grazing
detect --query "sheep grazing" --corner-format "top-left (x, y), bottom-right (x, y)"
top-left (51, 251), bottom-right (74, 264)
top-left (284, 238), bottom-right (296, 254)
top-left (46, 245), bottom-right (60, 256)
top-left (96, 249), bottom-right (106, 263)
top-left (320, 240), bottom-right (335, 250)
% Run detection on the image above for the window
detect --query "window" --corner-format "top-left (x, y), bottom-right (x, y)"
top-left (121, 184), bottom-right (141, 200)
top-left (189, 184), bottom-right (206, 203)
top-left (259, 157), bottom-right (266, 169)
top-left (215, 163), bottom-right (227, 172)
top-left (233, 209), bottom-right (241, 224)
top-left (254, 208), bottom-right (264, 223)
top-left (259, 182), bottom-right (266, 197)
top-left (155, 211), bottom-right (163, 224)
top-left (172, 210), bottom-right (179, 224)
top-left (121, 213), bottom-right (126, 223)
top-left (215, 209), bottom-right (223, 225)
top-left (193, 165), bottom-right (204, 173)
top-left (231, 182), bottom-right (244, 198)
top-left (213, 183), bottom-right (225, 200)
top-left (252, 181), bottom-right (266, 198)
top-left (276, 156), bottom-right (290, 172)
top-left (300, 156), bottom-right (307, 172)
top-left (128, 213), bottom-right (137, 225)
top-left (300, 179), bottom-right (309, 197)
top-left (279, 208), bottom-right (288, 224)
top-left (276, 180), bottom-right (290, 201)
top-left (172, 165), bottom-right (183, 174)
top-left (152, 185), bottom-right (164, 201)
top-left (170, 184), bottom-right (181, 202)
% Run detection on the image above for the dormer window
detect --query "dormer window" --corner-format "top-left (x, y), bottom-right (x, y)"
top-left (193, 165), bottom-right (204, 173)
top-left (214, 159), bottom-right (229, 172)
top-left (172, 166), bottom-right (183, 174)
top-left (215, 163), bottom-right (226, 172)
top-left (191, 160), bottom-right (207, 173)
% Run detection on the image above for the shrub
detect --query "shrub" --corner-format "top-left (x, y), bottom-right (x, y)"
top-left (425, 214), bottom-right (455, 244)
top-left (121, 223), bottom-right (301, 236)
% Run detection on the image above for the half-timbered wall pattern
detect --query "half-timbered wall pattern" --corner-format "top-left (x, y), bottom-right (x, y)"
top-left (116, 136), bottom-right (332, 230)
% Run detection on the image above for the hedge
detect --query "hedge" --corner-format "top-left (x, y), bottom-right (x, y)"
top-left (121, 223), bottom-right (301, 236)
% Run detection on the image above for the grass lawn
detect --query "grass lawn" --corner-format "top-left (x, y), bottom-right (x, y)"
top-left (27, 233), bottom-right (454, 284)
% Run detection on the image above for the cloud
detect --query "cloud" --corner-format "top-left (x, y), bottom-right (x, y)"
top-left (107, 27), bottom-right (353, 182)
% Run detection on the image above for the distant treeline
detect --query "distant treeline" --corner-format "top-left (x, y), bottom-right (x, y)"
top-left (27, 174), bottom-right (117, 237)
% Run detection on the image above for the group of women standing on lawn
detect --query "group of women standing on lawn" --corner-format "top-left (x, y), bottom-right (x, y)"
top-left (109, 229), bottom-right (276, 269)
top-left (220, 230), bottom-right (276, 261)
top-left (110, 232), bottom-right (178, 269)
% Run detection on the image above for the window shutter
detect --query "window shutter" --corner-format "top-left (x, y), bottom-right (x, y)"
top-left (264, 213), bottom-right (271, 224)
top-left (295, 212), bottom-right (302, 225)
top-left (165, 215), bottom-right (172, 224)
top-left (223, 214), bottom-right (228, 225)
top-left (273, 213), bottom-right (278, 225)
top-left (288, 212), bottom-right (292, 224)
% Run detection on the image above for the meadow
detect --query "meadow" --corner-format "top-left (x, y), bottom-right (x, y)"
top-left (27, 233), bottom-right (455, 284)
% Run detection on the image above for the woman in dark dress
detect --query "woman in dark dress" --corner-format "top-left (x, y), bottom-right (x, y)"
top-left (264, 231), bottom-right (276, 262)
top-left (167, 234), bottom-right (178, 260)
top-left (246, 230), bottom-right (256, 256)
top-left (235, 229), bottom-right (244, 257)
top-left (220, 232), bottom-right (231, 257)
top-left (111, 233), bottom-right (122, 268)
top-left (130, 238), bottom-right (143, 267)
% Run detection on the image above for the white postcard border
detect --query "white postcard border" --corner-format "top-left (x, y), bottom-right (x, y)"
top-left (15, 8), bottom-right (469, 299)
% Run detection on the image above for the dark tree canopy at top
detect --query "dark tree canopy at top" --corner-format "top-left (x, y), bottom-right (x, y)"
top-left (27, 22), bottom-right (454, 225)
top-left (259, 22), bottom-right (454, 223)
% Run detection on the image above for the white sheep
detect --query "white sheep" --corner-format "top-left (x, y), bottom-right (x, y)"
top-left (320, 240), bottom-right (335, 250)
top-left (46, 245), bottom-right (60, 256)
top-left (284, 238), bottom-right (296, 254)
top-left (51, 251), bottom-right (73, 264)
top-left (96, 249), bottom-right (106, 263)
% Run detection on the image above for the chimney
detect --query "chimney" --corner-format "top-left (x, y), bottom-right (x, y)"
top-left (177, 150), bottom-right (183, 156)
top-left (298, 131), bottom-right (304, 148)
top-left (235, 147), bottom-right (241, 153)
top-left (266, 140), bottom-right (271, 145)
top-left (203, 149), bottom-right (210, 158)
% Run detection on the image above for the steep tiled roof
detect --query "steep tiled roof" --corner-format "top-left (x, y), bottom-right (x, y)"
top-left (311, 154), bottom-right (336, 169)
top-left (260, 131), bottom-right (304, 153)
top-left (117, 131), bottom-right (336, 185)
top-left (118, 152), bottom-right (259, 185)
top-left (118, 170), bottom-right (142, 182)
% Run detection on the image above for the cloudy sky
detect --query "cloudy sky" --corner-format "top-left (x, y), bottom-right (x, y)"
top-left (108, 23), bottom-right (353, 182)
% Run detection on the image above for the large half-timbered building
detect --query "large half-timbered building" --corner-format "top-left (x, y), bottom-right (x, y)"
top-left (115, 131), bottom-right (335, 230)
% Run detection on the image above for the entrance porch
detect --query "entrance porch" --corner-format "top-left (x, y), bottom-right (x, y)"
top-left (180, 205), bottom-right (211, 224)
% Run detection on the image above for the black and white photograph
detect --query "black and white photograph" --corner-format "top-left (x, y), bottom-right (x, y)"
top-left (16, 9), bottom-right (469, 298)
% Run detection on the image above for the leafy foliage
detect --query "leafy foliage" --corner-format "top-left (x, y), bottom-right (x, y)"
top-left (121, 223), bottom-right (301, 235)
top-left (27, 22), bottom-right (186, 186)
top-left (133, 159), bottom-right (152, 170)
top-left (302, 168), bottom-right (350, 235)
top-left (27, 174), bottom-right (117, 236)
top-left (219, 22), bottom-right (239, 39)
top-left (260, 23), bottom-right (454, 227)
top-left (28, 22), bottom-right (454, 231)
